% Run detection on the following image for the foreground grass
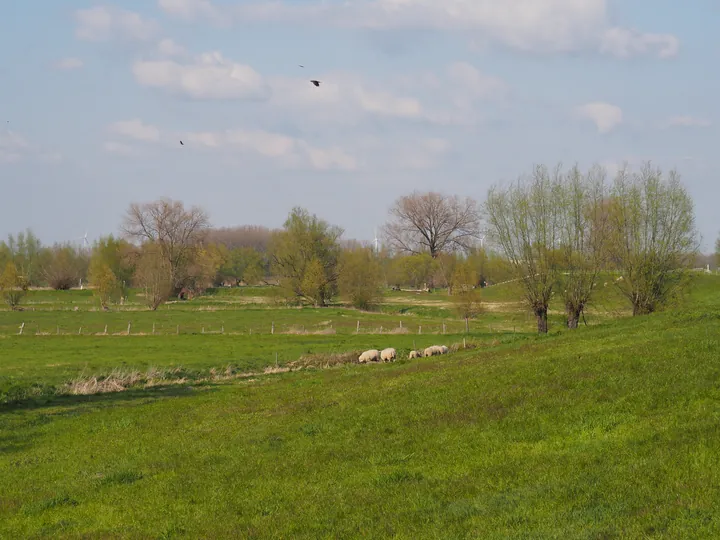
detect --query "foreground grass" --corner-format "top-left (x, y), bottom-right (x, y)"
top-left (1, 304), bottom-right (719, 537)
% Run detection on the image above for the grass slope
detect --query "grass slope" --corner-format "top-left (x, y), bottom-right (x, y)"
top-left (1, 303), bottom-right (719, 537)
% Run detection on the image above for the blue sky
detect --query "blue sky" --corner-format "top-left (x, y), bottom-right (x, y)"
top-left (1, 0), bottom-right (718, 251)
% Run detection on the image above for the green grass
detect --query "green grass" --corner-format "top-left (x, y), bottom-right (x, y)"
top-left (1, 273), bottom-right (719, 537)
top-left (0, 332), bottom-right (531, 405)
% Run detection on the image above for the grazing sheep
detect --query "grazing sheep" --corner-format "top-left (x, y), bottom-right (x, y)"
top-left (438, 345), bottom-right (449, 355)
top-left (423, 345), bottom-right (442, 357)
top-left (358, 349), bottom-right (380, 363)
top-left (408, 350), bottom-right (420, 359)
top-left (380, 348), bottom-right (397, 362)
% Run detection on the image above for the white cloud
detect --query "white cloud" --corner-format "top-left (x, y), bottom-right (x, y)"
top-left (183, 128), bottom-right (357, 170)
top-left (163, 0), bottom-right (678, 58)
top-left (355, 89), bottom-right (423, 119)
top-left (265, 72), bottom-right (429, 122)
top-left (132, 51), bottom-right (271, 100)
top-left (108, 119), bottom-right (161, 142)
top-left (157, 0), bottom-right (223, 23)
top-left (665, 115), bottom-right (712, 128)
top-left (157, 38), bottom-right (186, 57)
top-left (264, 63), bottom-right (507, 127)
top-left (103, 119), bottom-right (357, 170)
top-left (600, 27), bottom-right (679, 59)
top-left (75, 6), bottom-right (158, 42)
top-left (0, 131), bottom-right (30, 163)
top-left (0, 130), bottom-right (63, 164)
top-left (575, 102), bottom-right (623, 134)
top-left (103, 141), bottom-right (136, 155)
top-left (445, 62), bottom-right (508, 100)
top-left (54, 57), bottom-right (84, 70)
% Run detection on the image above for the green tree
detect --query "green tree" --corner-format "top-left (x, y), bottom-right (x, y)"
top-left (300, 257), bottom-right (327, 307)
top-left (436, 252), bottom-right (459, 294)
top-left (217, 247), bottom-right (265, 286)
top-left (92, 235), bottom-right (135, 295)
top-left (557, 164), bottom-right (611, 329)
top-left (269, 207), bottom-right (343, 306)
top-left (396, 253), bottom-right (436, 289)
top-left (2, 229), bottom-right (43, 285)
top-left (133, 243), bottom-right (173, 310)
top-left (338, 247), bottom-right (384, 310)
top-left (452, 259), bottom-right (482, 331)
top-left (88, 257), bottom-right (120, 309)
top-left (0, 262), bottom-right (28, 310)
top-left (485, 164), bottom-right (565, 333)
top-left (608, 163), bottom-right (699, 316)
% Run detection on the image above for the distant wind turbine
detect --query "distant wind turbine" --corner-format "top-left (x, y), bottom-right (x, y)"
top-left (77, 231), bottom-right (90, 249)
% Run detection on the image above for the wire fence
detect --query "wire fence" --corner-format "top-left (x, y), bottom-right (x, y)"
top-left (7, 319), bottom-right (524, 337)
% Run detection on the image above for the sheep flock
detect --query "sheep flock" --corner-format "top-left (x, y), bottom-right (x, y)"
top-left (358, 345), bottom-right (450, 364)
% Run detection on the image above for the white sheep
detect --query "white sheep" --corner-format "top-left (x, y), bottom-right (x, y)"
top-left (358, 349), bottom-right (380, 363)
top-left (408, 350), bottom-right (420, 359)
top-left (438, 345), bottom-right (449, 355)
top-left (380, 348), bottom-right (396, 362)
top-left (424, 345), bottom-right (441, 357)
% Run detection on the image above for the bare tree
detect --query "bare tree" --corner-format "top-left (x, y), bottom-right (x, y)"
top-left (558, 164), bottom-right (611, 328)
top-left (205, 225), bottom-right (274, 251)
top-left (485, 165), bottom-right (565, 334)
top-left (121, 198), bottom-right (210, 293)
top-left (383, 192), bottom-right (481, 258)
top-left (608, 162), bottom-right (699, 315)
top-left (43, 244), bottom-right (88, 290)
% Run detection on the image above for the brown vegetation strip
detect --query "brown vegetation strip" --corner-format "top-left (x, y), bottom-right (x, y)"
top-left (62, 340), bottom-right (484, 397)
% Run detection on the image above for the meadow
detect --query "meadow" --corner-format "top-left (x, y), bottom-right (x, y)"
top-left (1, 275), bottom-right (719, 537)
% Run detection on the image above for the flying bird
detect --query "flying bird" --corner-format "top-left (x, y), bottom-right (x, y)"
top-left (310, 80), bottom-right (321, 87)
top-left (299, 64), bottom-right (304, 68)
top-left (179, 140), bottom-right (184, 145)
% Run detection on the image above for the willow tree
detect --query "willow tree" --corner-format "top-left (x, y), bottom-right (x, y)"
top-left (557, 164), bottom-right (611, 328)
top-left (608, 163), bottom-right (699, 315)
top-left (269, 207), bottom-right (343, 307)
top-left (485, 164), bottom-right (565, 334)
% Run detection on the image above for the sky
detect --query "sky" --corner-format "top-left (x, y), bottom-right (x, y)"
top-left (1, 0), bottom-right (718, 251)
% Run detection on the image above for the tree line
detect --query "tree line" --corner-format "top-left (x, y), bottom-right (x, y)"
top-left (1, 161), bottom-right (715, 334)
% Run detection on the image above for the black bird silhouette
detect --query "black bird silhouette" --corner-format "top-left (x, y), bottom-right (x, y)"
top-left (299, 64), bottom-right (304, 68)
top-left (180, 140), bottom-right (184, 145)
top-left (310, 80), bottom-right (321, 87)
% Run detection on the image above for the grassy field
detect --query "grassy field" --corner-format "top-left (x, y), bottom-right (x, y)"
top-left (1, 274), bottom-right (719, 537)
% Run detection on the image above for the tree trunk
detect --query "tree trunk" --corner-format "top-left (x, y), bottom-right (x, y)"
top-left (567, 310), bottom-right (580, 329)
top-left (535, 307), bottom-right (548, 334)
